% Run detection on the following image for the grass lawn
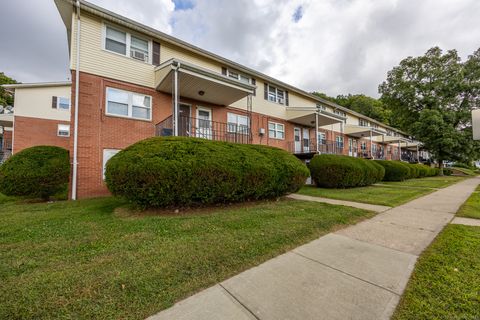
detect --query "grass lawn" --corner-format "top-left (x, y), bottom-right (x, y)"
top-left (393, 224), bottom-right (480, 319)
top-left (0, 196), bottom-right (372, 319)
top-left (378, 176), bottom-right (466, 189)
top-left (298, 176), bottom-right (466, 207)
top-left (457, 186), bottom-right (480, 219)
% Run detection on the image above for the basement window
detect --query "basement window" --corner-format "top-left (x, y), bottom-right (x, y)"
top-left (57, 124), bottom-right (70, 137)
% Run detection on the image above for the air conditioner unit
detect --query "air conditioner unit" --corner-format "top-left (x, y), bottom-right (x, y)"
top-left (131, 49), bottom-right (147, 62)
top-left (278, 98), bottom-right (285, 104)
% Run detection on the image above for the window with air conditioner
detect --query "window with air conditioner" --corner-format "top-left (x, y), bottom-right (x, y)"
top-left (266, 84), bottom-right (286, 105)
top-left (104, 25), bottom-right (151, 63)
top-left (130, 36), bottom-right (149, 62)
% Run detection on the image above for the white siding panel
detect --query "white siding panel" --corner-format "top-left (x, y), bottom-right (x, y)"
top-left (14, 86), bottom-right (72, 121)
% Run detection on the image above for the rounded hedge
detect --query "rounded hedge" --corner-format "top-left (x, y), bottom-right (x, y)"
top-left (0, 146), bottom-right (70, 200)
top-left (309, 154), bottom-right (384, 188)
top-left (375, 160), bottom-right (410, 181)
top-left (105, 137), bottom-right (309, 208)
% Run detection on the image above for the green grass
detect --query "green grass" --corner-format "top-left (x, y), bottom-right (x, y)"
top-left (457, 189), bottom-right (480, 219)
top-left (298, 176), bottom-right (466, 207)
top-left (0, 196), bottom-right (372, 319)
top-left (393, 224), bottom-right (480, 319)
top-left (378, 176), bottom-right (466, 189)
top-left (451, 167), bottom-right (477, 176)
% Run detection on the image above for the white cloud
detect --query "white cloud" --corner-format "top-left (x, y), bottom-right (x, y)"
top-left (1, 0), bottom-right (479, 97)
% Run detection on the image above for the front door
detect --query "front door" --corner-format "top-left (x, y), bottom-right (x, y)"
top-left (294, 127), bottom-right (301, 153)
top-left (178, 104), bottom-right (191, 137)
top-left (302, 128), bottom-right (310, 152)
top-left (353, 139), bottom-right (358, 157)
top-left (348, 138), bottom-right (353, 156)
top-left (196, 107), bottom-right (212, 139)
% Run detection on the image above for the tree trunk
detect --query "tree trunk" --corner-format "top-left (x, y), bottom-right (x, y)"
top-left (438, 160), bottom-right (444, 176)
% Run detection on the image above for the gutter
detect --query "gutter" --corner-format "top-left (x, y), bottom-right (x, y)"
top-left (72, 0), bottom-right (81, 200)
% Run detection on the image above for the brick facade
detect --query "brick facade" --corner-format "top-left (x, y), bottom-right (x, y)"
top-left (2, 130), bottom-right (13, 150)
top-left (13, 116), bottom-right (70, 153)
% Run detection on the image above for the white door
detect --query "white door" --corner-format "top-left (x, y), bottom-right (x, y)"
top-left (353, 139), bottom-right (358, 157)
top-left (348, 138), bottom-right (353, 157)
top-left (294, 127), bottom-right (301, 153)
top-left (196, 107), bottom-right (212, 139)
top-left (302, 128), bottom-right (310, 152)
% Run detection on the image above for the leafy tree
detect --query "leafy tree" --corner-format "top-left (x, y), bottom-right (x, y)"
top-left (0, 72), bottom-right (17, 107)
top-left (379, 47), bottom-right (480, 173)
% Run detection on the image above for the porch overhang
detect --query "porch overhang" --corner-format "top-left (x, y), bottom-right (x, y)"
top-left (345, 125), bottom-right (386, 138)
top-left (0, 114), bottom-right (13, 128)
top-left (399, 141), bottom-right (421, 150)
top-left (373, 135), bottom-right (410, 144)
top-left (286, 107), bottom-right (345, 127)
top-left (155, 59), bottom-right (255, 106)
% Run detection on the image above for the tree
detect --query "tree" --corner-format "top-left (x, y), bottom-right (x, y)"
top-left (379, 47), bottom-right (480, 173)
top-left (0, 72), bottom-right (17, 107)
top-left (313, 92), bottom-right (392, 124)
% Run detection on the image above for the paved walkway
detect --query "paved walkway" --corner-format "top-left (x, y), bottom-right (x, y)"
top-left (287, 193), bottom-right (391, 213)
top-left (148, 177), bottom-right (479, 320)
top-left (451, 216), bottom-right (480, 226)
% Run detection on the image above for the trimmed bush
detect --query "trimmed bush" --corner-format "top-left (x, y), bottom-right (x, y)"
top-left (376, 160), bottom-right (410, 181)
top-left (0, 146), bottom-right (70, 200)
top-left (309, 154), bottom-right (384, 188)
top-left (105, 137), bottom-right (309, 208)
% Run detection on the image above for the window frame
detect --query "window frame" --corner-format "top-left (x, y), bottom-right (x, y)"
top-left (359, 118), bottom-right (369, 127)
top-left (105, 87), bottom-right (152, 122)
top-left (227, 112), bottom-right (249, 134)
top-left (335, 136), bottom-right (344, 149)
top-left (268, 121), bottom-right (285, 140)
top-left (226, 69), bottom-right (252, 85)
top-left (266, 84), bottom-right (286, 105)
top-left (57, 124), bottom-right (70, 137)
top-left (103, 24), bottom-right (152, 64)
top-left (57, 97), bottom-right (71, 111)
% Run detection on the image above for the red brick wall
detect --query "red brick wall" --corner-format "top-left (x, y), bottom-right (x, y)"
top-left (2, 130), bottom-right (13, 150)
top-left (13, 116), bottom-right (70, 153)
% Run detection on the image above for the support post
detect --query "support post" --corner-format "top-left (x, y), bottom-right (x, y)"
top-left (417, 144), bottom-right (420, 163)
top-left (173, 68), bottom-right (179, 137)
top-left (382, 134), bottom-right (385, 159)
top-left (369, 130), bottom-right (373, 159)
top-left (398, 141), bottom-right (401, 161)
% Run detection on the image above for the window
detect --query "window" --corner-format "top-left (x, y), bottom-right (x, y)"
top-left (266, 84), bottom-right (286, 105)
top-left (334, 109), bottom-right (346, 117)
top-left (268, 122), bottom-right (284, 139)
top-left (361, 141), bottom-right (367, 150)
top-left (104, 25), bottom-right (150, 63)
top-left (372, 144), bottom-right (377, 152)
top-left (316, 104), bottom-right (327, 111)
top-left (336, 136), bottom-right (344, 149)
top-left (103, 149), bottom-right (120, 179)
top-left (226, 69), bottom-right (251, 84)
top-left (359, 118), bottom-right (369, 127)
top-left (105, 26), bottom-right (127, 55)
top-left (227, 113), bottom-right (249, 134)
top-left (57, 124), bottom-right (70, 137)
top-left (318, 132), bottom-right (326, 145)
top-left (106, 87), bottom-right (152, 120)
top-left (57, 97), bottom-right (70, 110)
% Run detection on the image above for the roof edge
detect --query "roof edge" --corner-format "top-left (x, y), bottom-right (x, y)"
top-left (2, 81), bottom-right (72, 89)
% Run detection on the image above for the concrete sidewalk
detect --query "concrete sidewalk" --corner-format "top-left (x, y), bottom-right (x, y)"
top-left (148, 177), bottom-right (479, 320)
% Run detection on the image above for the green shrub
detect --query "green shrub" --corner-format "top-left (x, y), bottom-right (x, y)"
top-left (309, 154), bottom-right (384, 188)
top-left (105, 137), bottom-right (309, 208)
top-left (0, 146), bottom-right (70, 200)
top-left (376, 160), bottom-right (410, 181)
top-left (453, 162), bottom-right (472, 170)
top-left (443, 168), bottom-right (453, 176)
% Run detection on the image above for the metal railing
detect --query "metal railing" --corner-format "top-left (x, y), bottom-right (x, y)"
top-left (0, 150), bottom-right (12, 164)
top-left (288, 139), bottom-right (344, 155)
top-left (155, 115), bottom-right (252, 144)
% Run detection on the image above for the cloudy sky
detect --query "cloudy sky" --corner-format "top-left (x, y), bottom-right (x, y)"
top-left (1, 0), bottom-right (479, 97)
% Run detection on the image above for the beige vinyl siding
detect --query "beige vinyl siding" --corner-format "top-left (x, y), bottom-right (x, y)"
top-left (14, 86), bottom-right (72, 121)
top-left (160, 43), bottom-right (221, 73)
top-left (71, 13), bottom-right (155, 88)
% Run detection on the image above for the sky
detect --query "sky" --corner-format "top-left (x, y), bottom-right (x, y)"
top-left (1, 0), bottom-right (479, 97)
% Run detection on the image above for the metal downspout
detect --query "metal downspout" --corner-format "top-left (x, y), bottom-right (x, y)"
top-left (72, 0), bottom-right (81, 200)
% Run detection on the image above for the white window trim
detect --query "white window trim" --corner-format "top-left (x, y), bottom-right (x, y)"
top-left (227, 112), bottom-right (249, 133)
top-left (57, 124), bottom-right (70, 137)
top-left (266, 84), bottom-right (286, 105)
top-left (268, 121), bottom-right (285, 140)
top-left (105, 87), bottom-right (152, 122)
top-left (103, 149), bottom-right (121, 180)
top-left (102, 23), bottom-right (153, 65)
top-left (57, 97), bottom-right (71, 111)
top-left (226, 69), bottom-right (252, 84)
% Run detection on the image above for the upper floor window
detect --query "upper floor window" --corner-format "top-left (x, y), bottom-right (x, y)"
top-left (268, 122), bottom-right (284, 139)
top-left (226, 69), bottom-right (252, 84)
top-left (371, 123), bottom-right (379, 129)
top-left (317, 104), bottom-right (326, 111)
top-left (106, 87), bottom-right (152, 121)
top-left (334, 109), bottom-right (346, 117)
top-left (104, 25), bottom-right (150, 63)
top-left (52, 96), bottom-right (70, 110)
top-left (227, 112), bottom-right (249, 134)
top-left (359, 118), bottom-right (369, 127)
top-left (265, 84), bottom-right (287, 105)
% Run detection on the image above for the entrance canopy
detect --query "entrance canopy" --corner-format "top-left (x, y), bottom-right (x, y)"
top-left (286, 107), bottom-right (345, 127)
top-left (344, 125), bottom-right (386, 138)
top-left (373, 135), bottom-right (410, 145)
top-left (155, 59), bottom-right (255, 106)
top-left (0, 114), bottom-right (13, 128)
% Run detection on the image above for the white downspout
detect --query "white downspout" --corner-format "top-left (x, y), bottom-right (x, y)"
top-left (173, 62), bottom-right (180, 136)
top-left (369, 129), bottom-right (373, 159)
top-left (72, 0), bottom-right (81, 200)
top-left (315, 111), bottom-right (319, 154)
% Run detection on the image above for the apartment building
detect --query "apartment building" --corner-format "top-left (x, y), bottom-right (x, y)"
top-left (4, 0), bottom-right (423, 199)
